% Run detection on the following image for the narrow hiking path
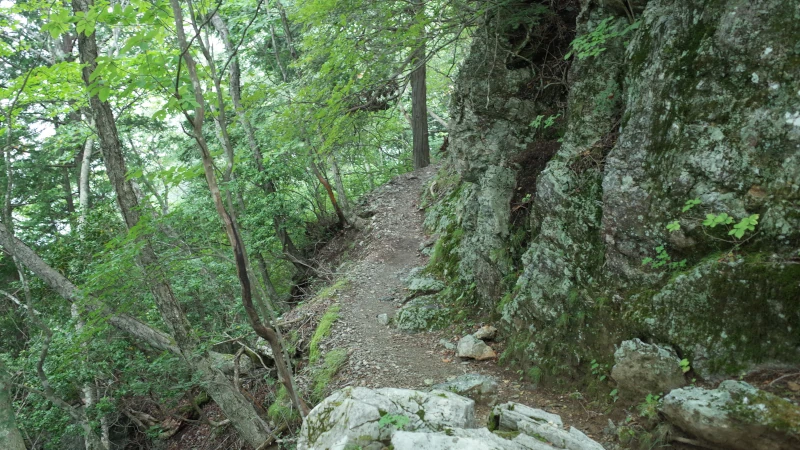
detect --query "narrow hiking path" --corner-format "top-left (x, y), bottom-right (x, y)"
top-left (328, 165), bottom-right (463, 390)
top-left (313, 166), bottom-right (611, 438)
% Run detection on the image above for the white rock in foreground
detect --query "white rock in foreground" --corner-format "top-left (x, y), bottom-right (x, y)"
top-left (298, 388), bottom-right (606, 450)
top-left (296, 387), bottom-right (475, 450)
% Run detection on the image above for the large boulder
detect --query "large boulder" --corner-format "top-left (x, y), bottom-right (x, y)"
top-left (432, 374), bottom-right (499, 405)
top-left (610, 339), bottom-right (686, 397)
top-left (299, 389), bottom-right (606, 450)
top-left (296, 387), bottom-right (475, 450)
top-left (661, 380), bottom-right (800, 450)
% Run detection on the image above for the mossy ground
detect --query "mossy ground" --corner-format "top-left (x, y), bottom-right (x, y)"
top-left (311, 348), bottom-right (348, 402)
top-left (310, 304), bottom-right (341, 365)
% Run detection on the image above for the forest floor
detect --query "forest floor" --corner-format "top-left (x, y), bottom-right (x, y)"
top-left (301, 164), bottom-right (616, 442)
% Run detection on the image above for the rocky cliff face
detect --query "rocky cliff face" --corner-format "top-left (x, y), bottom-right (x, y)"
top-left (425, 0), bottom-right (800, 380)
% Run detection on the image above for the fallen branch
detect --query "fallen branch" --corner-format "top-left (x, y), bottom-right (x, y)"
top-left (768, 372), bottom-right (800, 386)
top-left (671, 436), bottom-right (719, 449)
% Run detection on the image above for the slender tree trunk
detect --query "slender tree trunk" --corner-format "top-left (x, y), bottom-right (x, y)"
top-left (328, 153), bottom-right (350, 218)
top-left (275, 0), bottom-right (297, 60)
top-left (170, 0), bottom-right (308, 422)
top-left (429, 109), bottom-right (448, 128)
top-left (61, 166), bottom-right (77, 227)
top-left (0, 356), bottom-right (25, 450)
top-left (208, 14), bottom-right (313, 277)
top-left (255, 253), bottom-right (282, 307)
top-left (78, 130), bottom-right (94, 226)
top-left (410, 0), bottom-right (430, 170)
top-left (311, 162), bottom-right (347, 228)
top-left (268, 20), bottom-right (288, 82)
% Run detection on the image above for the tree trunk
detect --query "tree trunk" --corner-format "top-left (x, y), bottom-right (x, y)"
top-left (255, 252), bottom-right (283, 309)
top-left (72, 1), bottom-right (276, 445)
top-left (275, 0), bottom-right (297, 61)
top-left (410, 0), bottom-right (430, 170)
top-left (311, 161), bottom-right (347, 228)
top-left (170, 0), bottom-right (308, 422)
top-left (61, 166), bottom-right (76, 227)
top-left (78, 130), bottom-right (93, 226)
top-left (0, 362), bottom-right (26, 450)
top-left (209, 14), bottom-right (313, 277)
top-left (328, 153), bottom-right (350, 218)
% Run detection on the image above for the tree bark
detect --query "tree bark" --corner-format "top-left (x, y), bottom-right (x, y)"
top-left (410, 0), bottom-right (430, 170)
top-left (78, 129), bottom-right (94, 226)
top-left (61, 166), bottom-right (76, 227)
top-left (328, 153), bottom-right (350, 218)
top-left (0, 361), bottom-right (25, 450)
top-left (311, 161), bottom-right (347, 228)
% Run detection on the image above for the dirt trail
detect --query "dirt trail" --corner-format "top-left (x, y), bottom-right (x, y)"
top-left (326, 166), bottom-right (465, 389)
top-left (320, 165), bottom-right (609, 437)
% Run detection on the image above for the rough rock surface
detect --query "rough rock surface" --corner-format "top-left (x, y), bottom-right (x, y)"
top-left (432, 374), bottom-right (498, 405)
top-left (394, 295), bottom-right (449, 332)
top-left (610, 339), bottom-right (686, 397)
top-left (423, 0), bottom-right (800, 380)
top-left (474, 325), bottom-right (498, 341)
top-left (661, 381), bottom-right (800, 450)
top-left (406, 276), bottom-right (446, 293)
top-left (296, 387), bottom-right (475, 450)
top-left (456, 335), bottom-right (496, 360)
top-left (490, 402), bottom-right (605, 450)
top-left (298, 388), bottom-right (606, 450)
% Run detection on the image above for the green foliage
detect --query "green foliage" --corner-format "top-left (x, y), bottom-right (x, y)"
top-left (312, 348), bottom-right (348, 401)
top-left (378, 413), bottom-right (409, 430)
top-left (679, 358), bottom-right (691, 374)
top-left (590, 359), bottom-right (609, 382)
top-left (638, 393), bottom-right (662, 421)
top-left (268, 385), bottom-right (300, 424)
top-left (310, 305), bottom-right (341, 364)
top-left (702, 212), bottom-right (734, 228)
top-left (646, 198), bottom-right (761, 271)
top-left (565, 17), bottom-right (640, 60)
top-left (642, 244), bottom-right (686, 270)
top-left (682, 198), bottom-right (702, 213)
top-left (529, 113), bottom-right (561, 130)
top-left (730, 214), bottom-right (760, 239)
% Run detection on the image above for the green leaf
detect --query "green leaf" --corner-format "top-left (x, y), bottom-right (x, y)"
top-left (98, 86), bottom-right (111, 102)
top-left (729, 214), bottom-right (759, 239)
top-left (682, 198), bottom-right (702, 213)
top-left (666, 220), bottom-right (680, 232)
